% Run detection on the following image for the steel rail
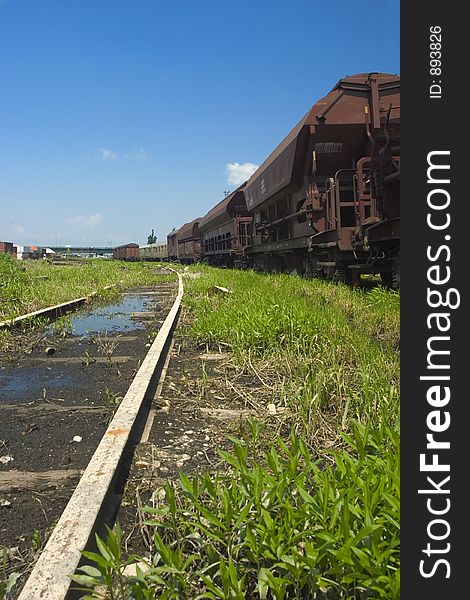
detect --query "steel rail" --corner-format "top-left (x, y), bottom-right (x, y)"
top-left (0, 284), bottom-right (120, 329)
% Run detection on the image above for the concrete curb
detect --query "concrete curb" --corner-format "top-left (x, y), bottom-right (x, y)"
top-left (17, 269), bottom-right (183, 599)
top-left (0, 284), bottom-right (119, 329)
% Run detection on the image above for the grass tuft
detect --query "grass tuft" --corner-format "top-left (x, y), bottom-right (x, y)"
top-left (0, 255), bottom-right (175, 322)
top-left (73, 420), bottom-right (399, 599)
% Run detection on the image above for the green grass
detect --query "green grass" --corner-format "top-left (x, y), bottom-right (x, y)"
top-left (0, 254), bottom-right (174, 322)
top-left (184, 266), bottom-right (399, 440)
top-left (0, 547), bottom-right (21, 600)
top-left (185, 266), bottom-right (399, 354)
top-left (69, 265), bottom-right (400, 599)
top-left (73, 421), bottom-right (399, 599)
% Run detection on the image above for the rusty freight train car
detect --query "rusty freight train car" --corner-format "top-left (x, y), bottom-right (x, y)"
top-left (167, 228), bottom-right (180, 261)
top-left (158, 72), bottom-right (400, 285)
top-left (175, 218), bottom-right (202, 263)
top-left (199, 184), bottom-right (252, 267)
top-left (113, 243), bottom-right (140, 260)
top-left (244, 72), bottom-right (400, 284)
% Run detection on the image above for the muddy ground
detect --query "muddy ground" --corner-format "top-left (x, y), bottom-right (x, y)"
top-left (0, 278), bottom-right (177, 593)
top-left (117, 306), bottom-right (274, 560)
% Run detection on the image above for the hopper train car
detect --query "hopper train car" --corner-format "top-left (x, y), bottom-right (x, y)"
top-left (129, 73), bottom-right (401, 285)
top-left (139, 242), bottom-right (168, 261)
top-left (113, 243), bottom-right (140, 260)
top-left (199, 183), bottom-right (252, 267)
top-left (244, 72), bottom-right (400, 285)
top-left (176, 219), bottom-right (202, 264)
top-left (167, 228), bottom-right (180, 261)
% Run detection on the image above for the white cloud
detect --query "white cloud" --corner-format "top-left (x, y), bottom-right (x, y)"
top-left (132, 147), bottom-right (149, 160)
top-left (226, 162), bottom-right (259, 186)
top-left (97, 147), bottom-right (149, 161)
top-left (98, 148), bottom-right (118, 161)
top-left (66, 214), bottom-right (103, 229)
top-left (12, 224), bottom-right (26, 235)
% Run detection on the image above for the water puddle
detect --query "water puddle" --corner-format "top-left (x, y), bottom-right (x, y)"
top-left (0, 292), bottom-right (158, 404)
top-left (0, 366), bottom-right (74, 401)
top-left (61, 293), bottom-right (156, 336)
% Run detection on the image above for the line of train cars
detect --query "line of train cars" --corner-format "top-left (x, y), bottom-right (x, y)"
top-left (116, 73), bottom-right (400, 286)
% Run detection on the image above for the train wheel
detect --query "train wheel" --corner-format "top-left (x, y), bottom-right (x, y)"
top-left (333, 266), bottom-right (348, 283)
top-left (380, 271), bottom-right (393, 288)
top-left (350, 270), bottom-right (360, 287)
top-left (334, 265), bottom-right (358, 285)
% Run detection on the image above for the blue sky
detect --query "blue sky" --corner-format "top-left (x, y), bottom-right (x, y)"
top-left (0, 0), bottom-right (399, 247)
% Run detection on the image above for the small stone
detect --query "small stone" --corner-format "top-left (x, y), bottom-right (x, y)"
top-left (72, 436), bottom-right (82, 443)
top-left (7, 547), bottom-right (19, 559)
top-left (267, 403), bottom-right (277, 415)
top-left (154, 488), bottom-right (166, 500)
top-left (0, 499), bottom-right (12, 507)
top-left (0, 456), bottom-right (14, 465)
top-left (176, 454), bottom-right (191, 469)
top-left (122, 561), bottom-right (149, 577)
top-left (184, 430), bottom-right (194, 435)
top-left (208, 285), bottom-right (232, 295)
top-left (159, 466), bottom-right (169, 472)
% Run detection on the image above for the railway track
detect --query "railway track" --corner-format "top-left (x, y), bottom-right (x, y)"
top-left (0, 269), bottom-right (183, 599)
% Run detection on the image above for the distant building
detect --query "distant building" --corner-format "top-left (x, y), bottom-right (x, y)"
top-left (15, 244), bottom-right (43, 260)
top-left (0, 241), bottom-right (17, 258)
top-left (15, 244), bottom-right (29, 260)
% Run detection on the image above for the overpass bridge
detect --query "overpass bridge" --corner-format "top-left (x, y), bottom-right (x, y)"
top-left (49, 246), bottom-right (115, 257)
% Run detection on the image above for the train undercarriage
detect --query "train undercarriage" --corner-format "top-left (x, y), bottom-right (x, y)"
top-left (243, 233), bottom-right (400, 287)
